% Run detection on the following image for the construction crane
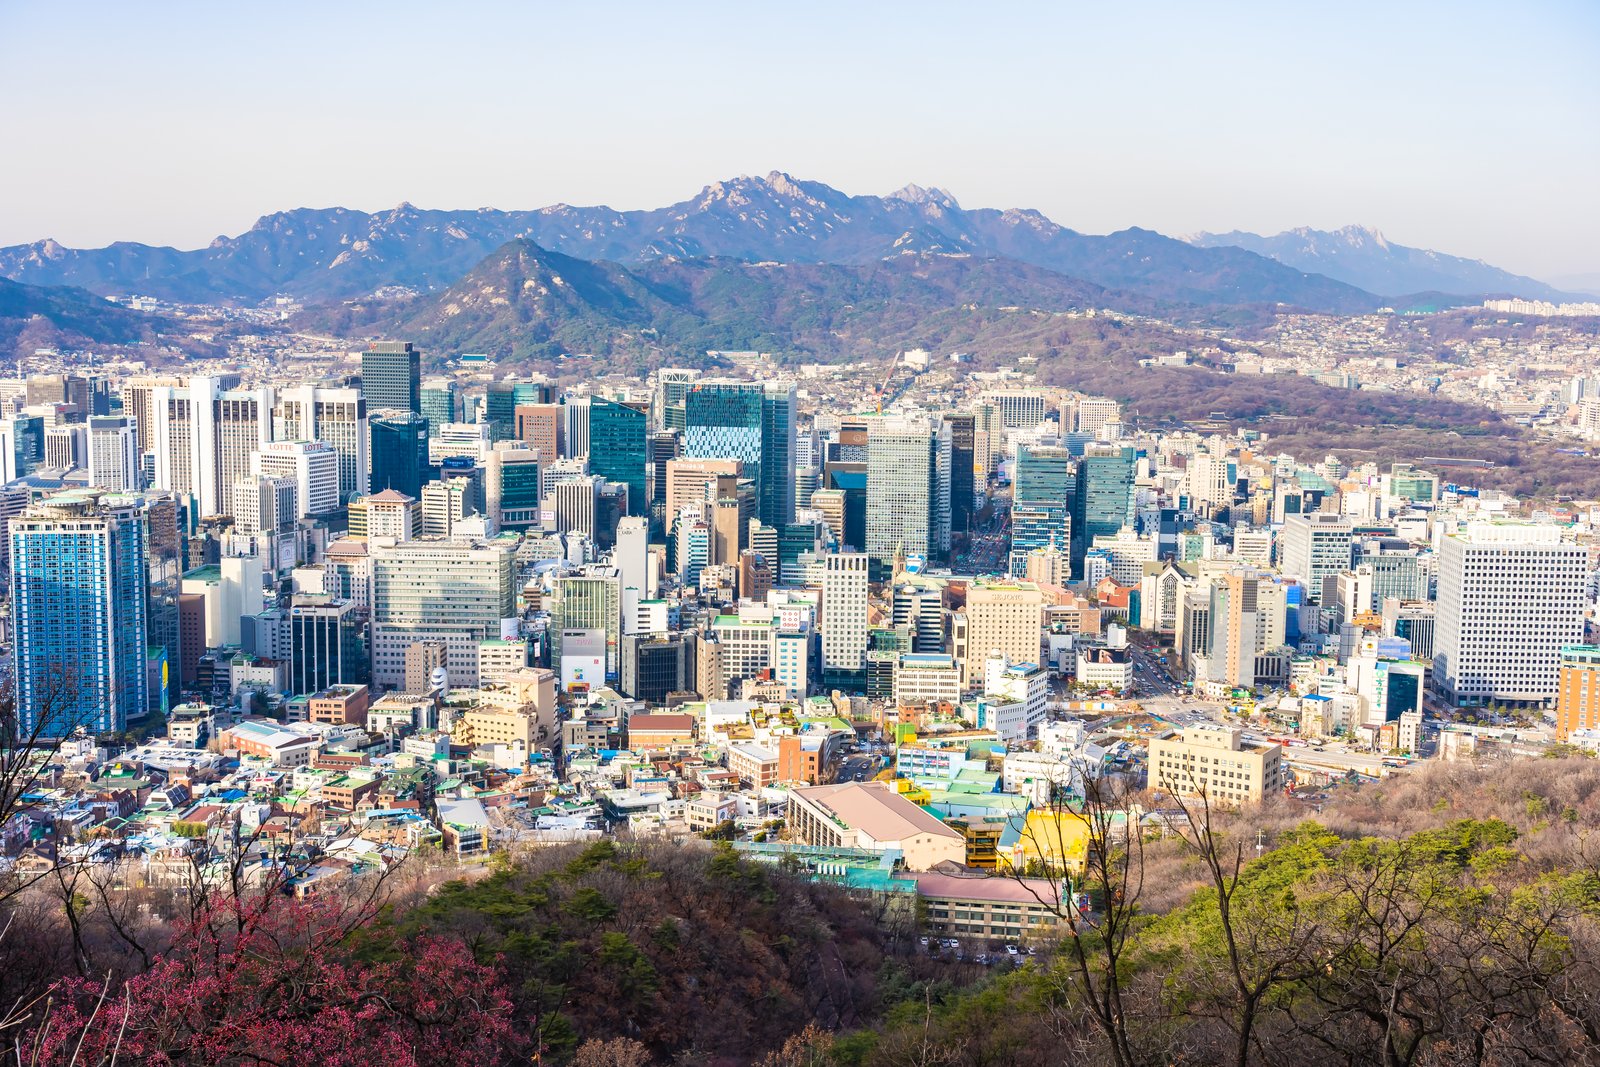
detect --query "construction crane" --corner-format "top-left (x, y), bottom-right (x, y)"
top-left (875, 351), bottom-right (899, 414)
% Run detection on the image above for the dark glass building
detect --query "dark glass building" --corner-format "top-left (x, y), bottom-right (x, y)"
top-left (589, 397), bottom-right (648, 517)
top-left (684, 381), bottom-right (796, 528)
top-left (943, 413), bottom-right (976, 545)
top-left (369, 411), bottom-right (429, 497)
top-left (289, 597), bottom-right (369, 695)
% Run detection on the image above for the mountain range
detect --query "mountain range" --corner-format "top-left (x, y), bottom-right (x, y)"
top-left (1186, 225), bottom-right (1573, 302)
top-left (2, 172), bottom-right (1382, 313)
top-left (297, 239), bottom-right (1121, 366)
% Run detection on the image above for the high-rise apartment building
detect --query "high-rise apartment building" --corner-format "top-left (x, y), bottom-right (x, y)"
top-left (360, 341), bottom-right (421, 414)
top-left (1434, 523), bottom-right (1587, 707)
top-left (9, 491), bottom-right (149, 735)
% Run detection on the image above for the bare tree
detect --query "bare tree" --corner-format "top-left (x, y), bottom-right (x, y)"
top-left (1004, 763), bottom-right (1146, 1067)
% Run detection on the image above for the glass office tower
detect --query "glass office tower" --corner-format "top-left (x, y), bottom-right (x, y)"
top-left (588, 397), bottom-right (648, 517)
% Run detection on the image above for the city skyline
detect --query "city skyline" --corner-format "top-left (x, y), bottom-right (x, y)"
top-left (2, 1), bottom-right (1596, 281)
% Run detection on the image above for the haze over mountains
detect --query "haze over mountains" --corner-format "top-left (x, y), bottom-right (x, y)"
top-left (1187, 225), bottom-right (1577, 302)
top-left (0, 171), bottom-right (1492, 314)
top-left (0, 173), bottom-right (1576, 362)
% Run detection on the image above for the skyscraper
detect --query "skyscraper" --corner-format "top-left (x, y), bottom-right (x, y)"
top-left (1071, 447), bottom-right (1136, 579)
top-left (361, 341), bottom-right (422, 414)
top-left (588, 397), bottom-right (648, 517)
top-left (420, 378), bottom-right (457, 437)
top-left (10, 491), bottom-right (149, 735)
top-left (1278, 513), bottom-right (1355, 606)
top-left (821, 552), bottom-right (870, 691)
top-left (369, 410), bottom-right (429, 497)
top-left (864, 418), bottom-right (950, 570)
top-left (86, 415), bottom-right (139, 491)
top-left (683, 380), bottom-right (797, 528)
top-left (943, 412), bottom-right (976, 545)
top-left (1009, 444), bottom-right (1074, 577)
top-left (486, 380), bottom-right (552, 442)
top-left (563, 395), bottom-right (592, 460)
top-left (1433, 523), bottom-right (1586, 708)
top-left (273, 386), bottom-right (369, 505)
top-left (252, 440), bottom-right (340, 518)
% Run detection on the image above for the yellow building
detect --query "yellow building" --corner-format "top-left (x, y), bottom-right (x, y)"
top-left (1001, 809), bottom-right (1092, 877)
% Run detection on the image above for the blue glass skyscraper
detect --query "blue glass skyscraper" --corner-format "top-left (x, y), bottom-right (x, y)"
top-left (9, 491), bottom-right (149, 736)
top-left (1072, 447), bottom-right (1136, 579)
top-left (1009, 444), bottom-right (1074, 576)
top-left (588, 397), bottom-right (648, 517)
top-left (683, 380), bottom-right (796, 528)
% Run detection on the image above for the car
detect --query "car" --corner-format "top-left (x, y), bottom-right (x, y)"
top-left (919, 936), bottom-right (929, 946)
top-left (1005, 945), bottom-right (1021, 956)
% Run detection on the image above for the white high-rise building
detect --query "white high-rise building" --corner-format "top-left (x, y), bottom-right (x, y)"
top-left (1278, 513), bottom-right (1353, 605)
top-left (821, 552), bottom-right (869, 685)
top-left (1073, 397), bottom-right (1120, 436)
top-left (87, 416), bottom-right (140, 490)
top-left (216, 387), bottom-right (274, 506)
top-left (232, 474), bottom-right (297, 535)
top-left (151, 377), bottom-right (221, 514)
top-left (43, 425), bottom-right (84, 470)
top-left (369, 534), bottom-right (519, 688)
top-left (430, 422), bottom-right (493, 465)
top-left (563, 396), bottom-right (592, 460)
top-left (614, 516), bottom-right (651, 635)
top-left (252, 440), bottom-right (339, 518)
top-left (273, 386), bottom-right (369, 503)
top-left (1434, 522), bottom-right (1587, 707)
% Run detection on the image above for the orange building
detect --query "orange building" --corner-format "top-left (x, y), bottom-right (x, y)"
top-left (1557, 645), bottom-right (1600, 740)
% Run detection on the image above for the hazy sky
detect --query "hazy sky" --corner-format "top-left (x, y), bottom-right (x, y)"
top-left (3, 1), bottom-right (1597, 280)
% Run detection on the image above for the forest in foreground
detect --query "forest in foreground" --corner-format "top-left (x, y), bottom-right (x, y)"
top-left (2, 755), bottom-right (1598, 1066)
